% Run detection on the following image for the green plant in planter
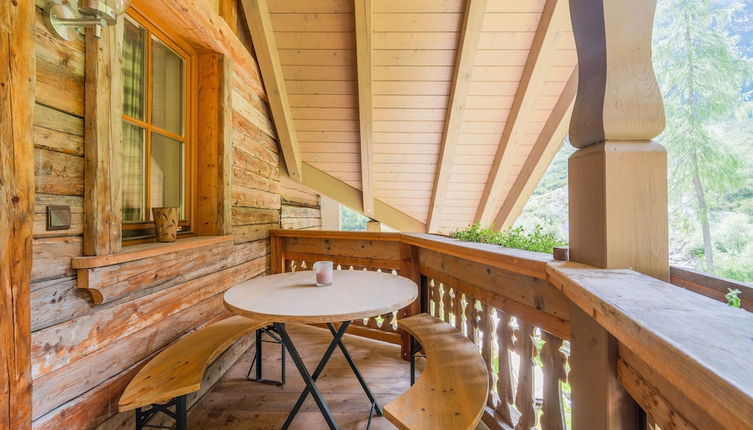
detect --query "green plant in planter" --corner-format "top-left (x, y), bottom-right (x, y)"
top-left (449, 223), bottom-right (566, 254)
top-left (725, 288), bottom-right (742, 308)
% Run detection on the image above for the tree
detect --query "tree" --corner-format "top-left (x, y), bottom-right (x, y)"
top-left (654, 0), bottom-right (752, 273)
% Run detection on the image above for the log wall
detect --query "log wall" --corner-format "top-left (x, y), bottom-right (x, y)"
top-left (280, 176), bottom-right (323, 231)
top-left (28, 3), bottom-right (321, 428)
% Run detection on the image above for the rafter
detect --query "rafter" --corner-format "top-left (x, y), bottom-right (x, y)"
top-left (493, 69), bottom-right (577, 230)
top-left (354, 0), bottom-right (375, 216)
top-left (426, 0), bottom-right (488, 233)
top-left (474, 0), bottom-right (568, 227)
top-left (241, 0), bottom-right (303, 181)
top-left (300, 164), bottom-right (426, 233)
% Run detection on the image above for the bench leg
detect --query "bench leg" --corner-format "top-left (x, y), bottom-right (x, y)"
top-left (409, 336), bottom-right (423, 387)
top-left (247, 326), bottom-right (286, 386)
top-left (134, 395), bottom-right (188, 430)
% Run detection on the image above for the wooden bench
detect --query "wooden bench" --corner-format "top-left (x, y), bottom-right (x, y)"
top-left (118, 316), bottom-right (268, 430)
top-left (384, 313), bottom-right (489, 430)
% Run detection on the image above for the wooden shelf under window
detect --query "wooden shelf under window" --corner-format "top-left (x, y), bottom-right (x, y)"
top-left (72, 235), bottom-right (234, 304)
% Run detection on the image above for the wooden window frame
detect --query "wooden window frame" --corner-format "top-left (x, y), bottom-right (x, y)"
top-left (121, 6), bottom-right (199, 245)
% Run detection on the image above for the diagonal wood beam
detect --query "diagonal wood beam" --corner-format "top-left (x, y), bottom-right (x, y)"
top-left (493, 69), bottom-right (577, 230)
top-left (354, 0), bottom-right (375, 217)
top-left (241, 0), bottom-right (303, 181)
top-left (474, 0), bottom-right (568, 227)
top-left (426, 0), bottom-right (488, 233)
top-left (300, 163), bottom-right (426, 232)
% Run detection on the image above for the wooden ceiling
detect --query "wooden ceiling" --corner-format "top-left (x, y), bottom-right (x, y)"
top-left (242, 0), bottom-right (577, 233)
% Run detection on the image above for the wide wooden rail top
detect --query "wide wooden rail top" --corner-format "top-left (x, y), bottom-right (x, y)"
top-left (270, 229), bottom-right (753, 430)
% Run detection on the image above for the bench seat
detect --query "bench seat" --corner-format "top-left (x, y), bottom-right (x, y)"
top-left (384, 313), bottom-right (489, 430)
top-left (118, 315), bottom-right (268, 412)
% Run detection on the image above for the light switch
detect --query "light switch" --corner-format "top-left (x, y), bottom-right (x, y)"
top-left (47, 205), bottom-right (71, 231)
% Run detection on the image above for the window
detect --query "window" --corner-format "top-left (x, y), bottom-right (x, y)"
top-left (121, 9), bottom-right (195, 241)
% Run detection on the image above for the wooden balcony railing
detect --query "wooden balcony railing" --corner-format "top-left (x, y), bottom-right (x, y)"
top-left (270, 230), bottom-right (753, 430)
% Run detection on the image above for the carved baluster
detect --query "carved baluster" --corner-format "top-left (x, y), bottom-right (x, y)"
top-left (429, 279), bottom-right (438, 317)
top-left (455, 290), bottom-right (466, 334)
top-left (480, 303), bottom-right (494, 407)
top-left (515, 322), bottom-right (537, 430)
top-left (540, 332), bottom-right (566, 430)
top-left (440, 283), bottom-right (451, 323)
top-left (495, 311), bottom-right (514, 425)
top-left (464, 294), bottom-right (479, 344)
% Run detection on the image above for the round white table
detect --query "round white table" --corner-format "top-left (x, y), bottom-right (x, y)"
top-left (224, 270), bottom-right (418, 430)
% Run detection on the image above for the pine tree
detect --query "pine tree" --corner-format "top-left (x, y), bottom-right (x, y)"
top-left (654, 0), bottom-right (752, 273)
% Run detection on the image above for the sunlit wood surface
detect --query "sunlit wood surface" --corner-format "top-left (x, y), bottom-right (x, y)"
top-left (190, 324), bottom-right (417, 429)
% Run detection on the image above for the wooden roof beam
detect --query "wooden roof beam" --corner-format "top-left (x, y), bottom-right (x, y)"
top-left (241, 0), bottom-right (303, 181)
top-left (426, 0), bottom-right (488, 233)
top-left (300, 163), bottom-right (426, 233)
top-left (474, 0), bottom-right (569, 228)
top-left (492, 69), bottom-right (577, 230)
top-left (354, 0), bottom-right (375, 217)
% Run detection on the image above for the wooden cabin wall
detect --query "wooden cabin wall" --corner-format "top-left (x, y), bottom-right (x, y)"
top-left (28, 3), bottom-right (322, 428)
top-left (280, 176), bottom-right (323, 230)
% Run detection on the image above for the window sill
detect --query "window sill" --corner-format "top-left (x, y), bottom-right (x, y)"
top-left (71, 235), bottom-right (234, 304)
top-left (72, 235), bottom-right (233, 269)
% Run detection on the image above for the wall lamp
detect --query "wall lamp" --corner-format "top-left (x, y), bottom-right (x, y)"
top-left (44, 0), bottom-right (132, 41)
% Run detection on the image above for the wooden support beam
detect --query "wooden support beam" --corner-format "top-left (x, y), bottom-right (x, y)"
top-left (83, 23), bottom-right (122, 256)
top-left (426, 0), bottom-right (487, 233)
top-left (241, 0), bottom-right (303, 181)
top-left (354, 0), bottom-right (375, 217)
top-left (474, 0), bottom-right (568, 227)
top-left (196, 53), bottom-right (233, 236)
top-left (492, 69), bottom-right (577, 230)
top-left (300, 164), bottom-right (426, 233)
top-left (0, 1), bottom-right (35, 428)
top-left (570, 305), bottom-right (640, 429)
top-left (566, 0), bottom-right (667, 428)
top-left (219, 0), bottom-right (239, 34)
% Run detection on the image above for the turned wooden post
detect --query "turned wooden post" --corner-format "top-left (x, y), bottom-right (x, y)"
top-left (567, 0), bottom-right (668, 428)
top-left (0, 1), bottom-right (35, 428)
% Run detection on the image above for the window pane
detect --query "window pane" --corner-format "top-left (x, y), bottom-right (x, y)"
top-left (122, 18), bottom-right (146, 120)
top-left (150, 133), bottom-right (184, 218)
top-left (122, 122), bottom-right (146, 222)
top-left (151, 38), bottom-right (185, 136)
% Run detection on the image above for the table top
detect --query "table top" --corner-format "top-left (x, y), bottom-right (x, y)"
top-left (223, 270), bottom-right (418, 324)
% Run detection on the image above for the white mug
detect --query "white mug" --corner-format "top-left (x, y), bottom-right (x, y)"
top-left (313, 261), bottom-right (334, 287)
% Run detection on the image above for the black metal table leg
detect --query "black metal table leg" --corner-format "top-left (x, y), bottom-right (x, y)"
top-left (276, 322), bottom-right (342, 430)
top-left (326, 323), bottom-right (384, 417)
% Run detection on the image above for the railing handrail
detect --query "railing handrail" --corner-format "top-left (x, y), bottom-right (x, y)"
top-left (670, 265), bottom-right (753, 310)
top-left (271, 230), bottom-right (753, 428)
top-left (548, 262), bottom-right (753, 429)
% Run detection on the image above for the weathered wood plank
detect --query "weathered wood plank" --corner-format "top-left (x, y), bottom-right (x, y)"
top-left (31, 236), bottom-right (82, 282)
top-left (33, 104), bottom-right (84, 156)
top-left (0, 2), bottom-right (35, 427)
top-left (76, 240), bottom-right (236, 304)
top-left (196, 53), bottom-right (233, 236)
top-left (283, 236), bottom-right (403, 260)
top-left (232, 207), bottom-right (280, 226)
top-left (34, 148), bottom-right (84, 196)
top-left (83, 24), bottom-right (122, 255)
top-left (32, 295), bottom-right (228, 420)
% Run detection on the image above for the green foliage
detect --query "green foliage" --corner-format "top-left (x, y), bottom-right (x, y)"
top-left (654, 0), bottom-right (753, 273)
top-left (726, 288), bottom-right (742, 308)
top-left (341, 205), bottom-right (369, 231)
top-left (449, 223), bottom-right (566, 254)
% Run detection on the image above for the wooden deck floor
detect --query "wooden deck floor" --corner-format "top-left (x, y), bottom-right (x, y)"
top-left (189, 324), bottom-right (417, 429)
